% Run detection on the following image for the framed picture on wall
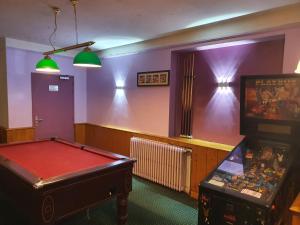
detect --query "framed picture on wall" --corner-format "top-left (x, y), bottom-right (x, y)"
top-left (137, 70), bottom-right (170, 87)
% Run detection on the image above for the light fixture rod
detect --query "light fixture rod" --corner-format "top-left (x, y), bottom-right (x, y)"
top-left (43, 41), bottom-right (95, 55)
top-left (49, 6), bottom-right (60, 51)
top-left (71, 0), bottom-right (79, 44)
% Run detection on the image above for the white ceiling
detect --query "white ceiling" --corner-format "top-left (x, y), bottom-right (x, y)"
top-left (0, 0), bottom-right (299, 50)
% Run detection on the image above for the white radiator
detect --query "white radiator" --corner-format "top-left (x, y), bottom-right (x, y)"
top-left (130, 137), bottom-right (191, 193)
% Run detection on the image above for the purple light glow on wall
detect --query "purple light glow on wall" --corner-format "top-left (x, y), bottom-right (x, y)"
top-left (87, 48), bottom-right (171, 136)
top-left (112, 88), bottom-right (129, 122)
top-left (202, 43), bottom-right (254, 84)
top-left (105, 56), bottom-right (133, 89)
top-left (192, 39), bottom-right (284, 145)
top-left (203, 85), bottom-right (239, 139)
top-left (112, 75), bottom-right (129, 124)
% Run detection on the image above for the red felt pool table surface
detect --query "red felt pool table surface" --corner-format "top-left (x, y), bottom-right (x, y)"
top-left (0, 140), bottom-right (119, 179)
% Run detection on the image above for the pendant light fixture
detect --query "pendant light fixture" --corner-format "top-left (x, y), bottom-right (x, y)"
top-left (36, 55), bottom-right (60, 73)
top-left (35, 1), bottom-right (101, 72)
top-left (71, 0), bottom-right (101, 68)
top-left (35, 7), bottom-right (61, 73)
top-left (73, 47), bottom-right (101, 67)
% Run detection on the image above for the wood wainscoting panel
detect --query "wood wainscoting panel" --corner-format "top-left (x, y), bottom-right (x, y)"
top-left (206, 148), bottom-right (219, 176)
top-left (190, 146), bottom-right (207, 199)
top-left (85, 124), bottom-right (132, 157)
top-left (290, 193), bottom-right (300, 225)
top-left (74, 123), bottom-right (86, 144)
top-left (217, 150), bottom-right (230, 163)
top-left (6, 127), bottom-right (35, 143)
top-left (74, 123), bottom-right (234, 199)
top-left (190, 148), bottom-right (229, 199)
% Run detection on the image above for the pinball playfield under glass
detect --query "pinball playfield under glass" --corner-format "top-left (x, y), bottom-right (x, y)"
top-left (205, 138), bottom-right (291, 205)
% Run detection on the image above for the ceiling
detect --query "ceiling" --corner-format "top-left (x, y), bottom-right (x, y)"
top-left (0, 0), bottom-right (299, 50)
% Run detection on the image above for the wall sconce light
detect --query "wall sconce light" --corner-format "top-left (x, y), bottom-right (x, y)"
top-left (116, 79), bottom-right (125, 89)
top-left (217, 79), bottom-right (232, 94)
top-left (295, 60), bottom-right (300, 74)
top-left (115, 79), bottom-right (125, 98)
top-left (218, 81), bottom-right (229, 88)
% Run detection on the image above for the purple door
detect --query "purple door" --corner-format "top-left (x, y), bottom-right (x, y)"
top-left (32, 73), bottom-right (74, 142)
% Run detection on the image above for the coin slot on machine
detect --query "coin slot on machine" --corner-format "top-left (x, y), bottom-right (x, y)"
top-left (223, 203), bottom-right (236, 224)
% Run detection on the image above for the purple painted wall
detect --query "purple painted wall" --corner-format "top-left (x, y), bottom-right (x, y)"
top-left (283, 27), bottom-right (300, 73)
top-left (191, 39), bottom-right (285, 145)
top-left (86, 27), bottom-right (300, 145)
top-left (87, 49), bottom-right (171, 136)
top-left (6, 47), bottom-right (87, 128)
top-left (5, 27), bottom-right (298, 146)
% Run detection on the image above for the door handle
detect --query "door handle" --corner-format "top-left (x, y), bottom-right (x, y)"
top-left (34, 115), bottom-right (44, 127)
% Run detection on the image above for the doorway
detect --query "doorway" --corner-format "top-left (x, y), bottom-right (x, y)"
top-left (31, 73), bottom-right (74, 142)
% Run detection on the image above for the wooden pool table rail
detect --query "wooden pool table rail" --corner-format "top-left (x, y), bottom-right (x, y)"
top-left (0, 138), bottom-right (135, 225)
top-left (0, 138), bottom-right (133, 188)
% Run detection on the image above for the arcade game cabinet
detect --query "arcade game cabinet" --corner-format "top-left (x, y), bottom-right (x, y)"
top-left (198, 75), bottom-right (300, 225)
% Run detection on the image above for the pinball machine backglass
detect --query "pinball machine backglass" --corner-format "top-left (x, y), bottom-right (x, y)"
top-left (198, 74), bottom-right (300, 225)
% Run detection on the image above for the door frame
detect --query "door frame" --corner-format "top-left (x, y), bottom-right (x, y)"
top-left (31, 73), bottom-right (75, 141)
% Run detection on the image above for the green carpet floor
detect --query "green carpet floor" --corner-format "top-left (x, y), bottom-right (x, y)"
top-left (0, 177), bottom-right (198, 225)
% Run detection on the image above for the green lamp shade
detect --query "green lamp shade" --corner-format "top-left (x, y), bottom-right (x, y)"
top-left (73, 47), bottom-right (101, 68)
top-left (36, 56), bottom-right (60, 73)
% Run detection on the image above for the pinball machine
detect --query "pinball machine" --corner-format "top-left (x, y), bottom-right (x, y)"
top-left (198, 74), bottom-right (300, 225)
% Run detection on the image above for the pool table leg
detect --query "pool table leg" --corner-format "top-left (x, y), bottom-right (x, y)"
top-left (117, 193), bottom-right (129, 225)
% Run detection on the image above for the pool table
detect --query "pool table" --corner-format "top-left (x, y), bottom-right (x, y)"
top-left (0, 138), bottom-right (135, 225)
